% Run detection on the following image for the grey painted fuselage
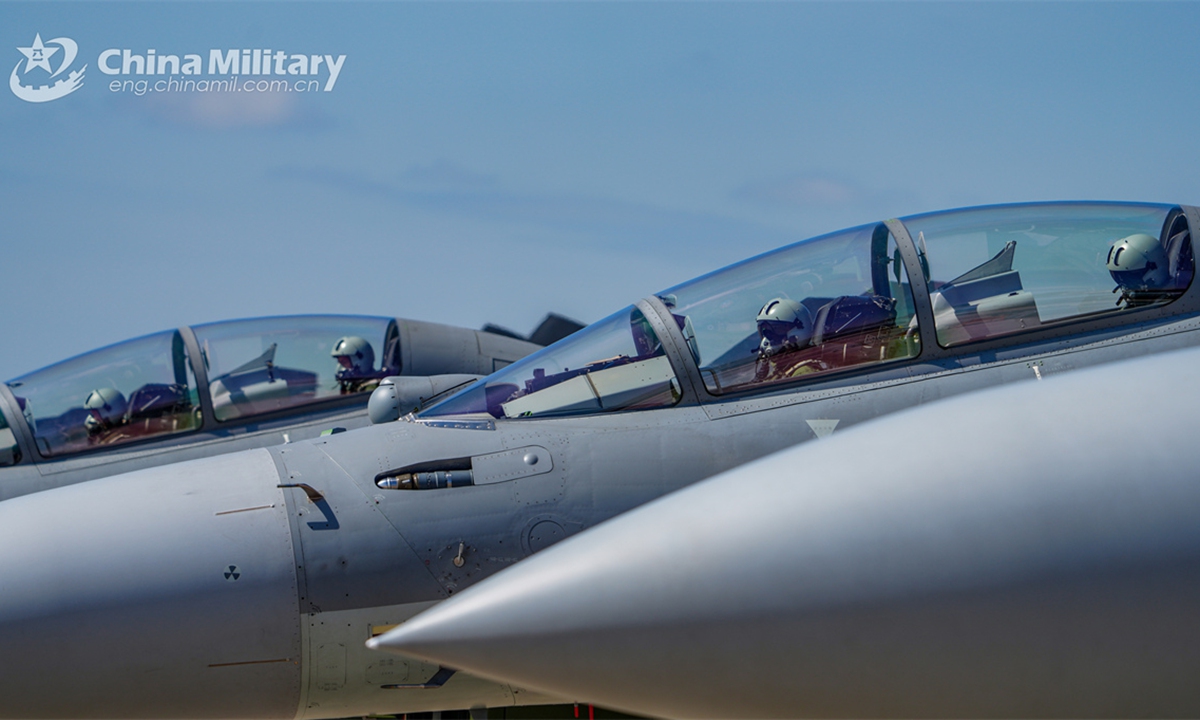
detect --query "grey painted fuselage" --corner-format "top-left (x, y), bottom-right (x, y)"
top-left (372, 347), bottom-right (1200, 719)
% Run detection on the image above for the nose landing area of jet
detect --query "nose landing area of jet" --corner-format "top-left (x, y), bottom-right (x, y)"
top-left (0, 449), bottom-right (301, 719)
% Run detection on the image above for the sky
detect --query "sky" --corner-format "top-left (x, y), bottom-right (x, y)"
top-left (2, 1), bottom-right (1199, 381)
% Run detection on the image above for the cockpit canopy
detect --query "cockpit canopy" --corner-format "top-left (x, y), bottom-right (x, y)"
top-left (421, 307), bottom-right (682, 419)
top-left (903, 203), bottom-right (1187, 346)
top-left (5, 315), bottom-right (396, 458)
top-left (422, 201), bottom-right (1190, 421)
top-left (194, 315), bottom-right (397, 421)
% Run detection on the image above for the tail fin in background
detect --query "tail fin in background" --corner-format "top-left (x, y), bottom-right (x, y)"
top-left (482, 313), bottom-right (585, 346)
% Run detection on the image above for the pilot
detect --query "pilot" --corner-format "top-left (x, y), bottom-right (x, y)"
top-left (332, 336), bottom-right (380, 394)
top-left (1107, 233), bottom-right (1173, 308)
top-left (83, 387), bottom-right (128, 438)
top-left (754, 298), bottom-right (821, 382)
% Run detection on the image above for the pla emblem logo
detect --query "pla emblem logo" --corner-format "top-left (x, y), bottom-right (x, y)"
top-left (10, 34), bottom-right (86, 103)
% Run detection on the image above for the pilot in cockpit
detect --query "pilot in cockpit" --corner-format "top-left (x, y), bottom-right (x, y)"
top-left (332, 336), bottom-right (382, 394)
top-left (83, 387), bottom-right (128, 438)
top-left (754, 298), bottom-right (820, 381)
top-left (1107, 233), bottom-right (1174, 308)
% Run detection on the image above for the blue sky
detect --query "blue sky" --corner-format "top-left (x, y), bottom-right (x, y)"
top-left (2, 1), bottom-right (1199, 380)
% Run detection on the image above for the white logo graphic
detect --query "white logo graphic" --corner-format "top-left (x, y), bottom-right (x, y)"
top-left (10, 34), bottom-right (86, 103)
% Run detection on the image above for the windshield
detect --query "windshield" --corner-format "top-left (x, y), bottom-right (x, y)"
top-left (6, 330), bottom-right (199, 457)
top-left (193, 315), bottom-right (397, 421)
top-left (421, 306), bottom-right (681, 419)
top-left (659, 222), bottom-right (920, 394)
top-left (424, 222), bottom-right (923, 416)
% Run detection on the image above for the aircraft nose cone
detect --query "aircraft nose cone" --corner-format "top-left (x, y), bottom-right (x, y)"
top-left (372, 349), bottom-right (1200, 719)
top-left (0, 449), bottom-right (301, 719)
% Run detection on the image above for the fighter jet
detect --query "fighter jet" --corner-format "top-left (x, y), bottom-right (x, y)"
top-left (371, 346), bottom-right (1200, 718)
top-left (0, 201), bottom-right (1197, 718)
top-left (0, 313), bottom-right (580, 500)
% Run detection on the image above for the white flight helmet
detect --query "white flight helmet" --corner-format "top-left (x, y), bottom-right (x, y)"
top-left (756, 298), bottom-right (814, 356)
top-left (1107, 233), bottom-right (1169, 291)
top-left (332, 336), bottom-right (375, 377)
top-left (83, 387), bottom-right (128, 433)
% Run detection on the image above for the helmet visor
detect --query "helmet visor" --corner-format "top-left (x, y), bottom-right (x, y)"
top-left (758, 320), bottom-right (794, 345)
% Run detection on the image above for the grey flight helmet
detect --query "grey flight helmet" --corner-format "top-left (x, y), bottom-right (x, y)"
top-left (757, 297), bottom-right (813, 356)
top-left (332, 336), bottom-right (375, 378)
top-left (1107, 233), bottom-right (1169, 292)
top-left (83, 387), bottom-right (127, 433)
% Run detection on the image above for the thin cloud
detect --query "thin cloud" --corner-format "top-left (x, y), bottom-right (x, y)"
top-left (399, 160), bottom-right (498, 190)
top-left (267, 162), bottom-right (803, 254)
top-left (135, 90), bottom-right (335, 132)
top-left (732, 173), bottom-right (925, 220)
top-left (732, 174), bottom-right (859, 207)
